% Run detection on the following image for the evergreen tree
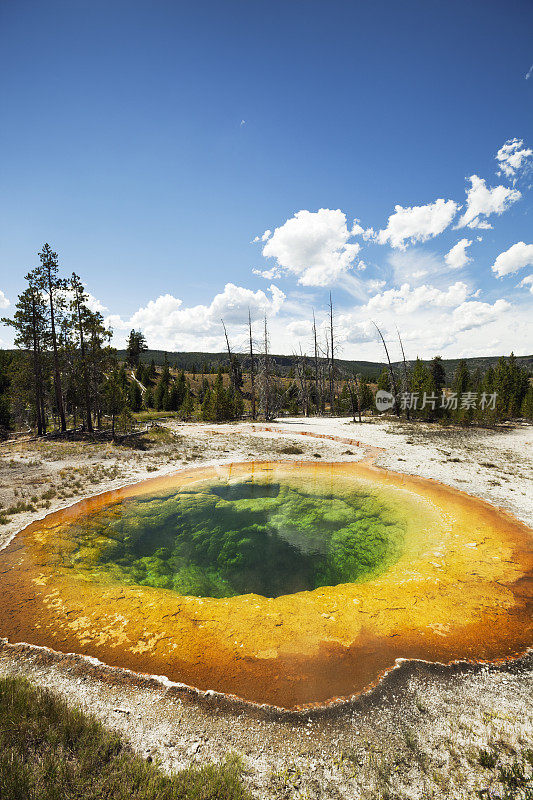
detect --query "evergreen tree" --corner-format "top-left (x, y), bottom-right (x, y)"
top-left (125, 330), bottom-right (148, 367)
top-left (167, 383), bottom-right (181, 411)
top-left (212, 369), bottom-right (228, 421)
top-left (35, 244), bottom-right (68, 432)
top-left (127, 380), bottom-right (143, 412)
top-left (201, 388), bottom-right (214, 421)
top-left (153, 380), bottom-right (168, 411)
top-left (70, 272), bottom-right (94, 431)
top-left (359, 381), bottom-right (374, 413)
top-left (452, 360), bottom-right (470, 394)
top-left (143, 386), bottom-right (154, 409)
top-left (103, 368), bottom-right (125, 440)
top-left (179, 387), bottom-right (194, 420)
top-left (147, 359), bottom-right (157, 382)
top-left (175, 370), bottom-right (187, 407)
top-left (377, 368), bottom-right (390, 392)
top-left (430, 356), bottom-right (446, 396)
top-left (522, 385), bottom-right (533, 420)
top-left (118, 364), bottom-right (129, 392)
top-left (411, 358), bottom-right (435, 420)
top-left (2, 276), bottom-right (49, 435)
top-left (452, 360), bottom-right (473, 424)
top-left (0, 351), bottom-right (11, 435)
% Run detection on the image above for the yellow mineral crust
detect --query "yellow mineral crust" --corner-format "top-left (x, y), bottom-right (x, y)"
top-left (0, 461), bottom-right (531, 710)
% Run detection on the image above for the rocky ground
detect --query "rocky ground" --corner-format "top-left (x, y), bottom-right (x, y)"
top-left (0, 416), bottom-right (532, 799)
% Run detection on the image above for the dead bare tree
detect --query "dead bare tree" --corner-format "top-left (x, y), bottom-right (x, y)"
top-left (346, 373), bottom-right (362, 423)
top-left (396, 326), bottom-right (410, 421)
top-left (248, 308), bottom-right (256, 420)
top-left (312, 310), bottom-right (321, 414)
top-left (328, 292), bottom-right (336, 414)
top-left (257, 315), bottom-right (273, 421)
top-left (294, 345), bottom-right (310, 416)
top-left (221, 318), bottom-right (242, 398)
top-left (372, 321), bottom-right (400, 417)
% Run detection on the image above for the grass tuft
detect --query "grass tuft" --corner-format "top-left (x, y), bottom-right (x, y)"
top-left (0, 675), bottom-right (251, 800)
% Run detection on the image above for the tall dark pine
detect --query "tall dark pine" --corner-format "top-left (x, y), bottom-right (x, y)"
top-left (430, 355), bottom-right (446, 396)
top-left (2, 273), bottom-right (48, 435)
top-left (70, 272), bottom-right (93, 432)
top-left (126, 330), bottom-right (148, 367)
top-left (36, 244), bottom-right (67, 432)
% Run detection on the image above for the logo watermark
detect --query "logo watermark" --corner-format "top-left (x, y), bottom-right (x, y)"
top-left (375, 390), bottom-right (498, 412)
top-left (375, 390), bottom-right (395, 411)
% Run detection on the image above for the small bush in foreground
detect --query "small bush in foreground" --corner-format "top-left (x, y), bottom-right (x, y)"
top-left (0, 675), bottom-right (250, 800)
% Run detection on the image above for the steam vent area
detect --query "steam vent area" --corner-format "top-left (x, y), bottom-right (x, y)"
top-left (0, 460), bottom-right (531, 710)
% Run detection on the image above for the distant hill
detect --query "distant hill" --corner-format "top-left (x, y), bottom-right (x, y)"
top-left (116, 349), bottom-right (533, 381)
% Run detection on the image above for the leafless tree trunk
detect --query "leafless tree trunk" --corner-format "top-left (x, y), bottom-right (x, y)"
top-left (259, 315), bottom-right (273, 421)
top-left (294, 346), bottom-right (310, 416)
top-left (328, 292), bottom-right (335, 415)
top-left (221, 319), bottom-right (235, 390)
top-left (248, 309), bottom-right (256, 420)
top-left (373, 321), bottom-right (400, 417)
top-left (396, 326), bottom-right (410, 421)
top-left (312, 310), bottom-right (321, 415)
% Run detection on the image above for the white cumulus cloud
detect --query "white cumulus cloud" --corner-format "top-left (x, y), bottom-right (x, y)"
top-left (496, 138), bottom-right (532, 181)
top-left (452, 299), bottom-right (510, 333)
top-left (456, 175), bottom-right (521, 229)
top-left (107, 283), bottom-right (285, 350)
top-left (259, 209), bottom-right (362, 286)
top-left (519, 275), bottom-right (533, 294)
top-left (0, 290), bottom-right (10, 309)
top-left (376, 199), bottom-right (459, 249)
top-left (252, 267), bottom-right (281, 279)
top-left (445, 238), bottom-right (473, 270)
top-left (364, 281), bottom-right (470, 315)
top-left (491, 241), bottom-right (533, 278)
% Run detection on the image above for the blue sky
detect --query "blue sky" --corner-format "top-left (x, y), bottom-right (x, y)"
top-left (1, 0), bottom-right (532, 359)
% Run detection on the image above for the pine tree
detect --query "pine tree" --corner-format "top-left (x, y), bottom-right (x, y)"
top-left (2, 275), bottom-right (49, 435)
top-left (179, 387), bottom-right (194, 420)
top-left (0, 351), bottom-right (11, 436)
top-left (103, 368), bottom-right (125, 440)
top-left (35, 244), bottom-right (68, 432)
top-left (175, 370), bottom-right (187, 408)
top-left (430, 356), bottom-right (446, 396)
top-left (143, 387), bottom-right (154, 409)
top-left (201, 388), bottom-right (214, 421)
top-left (125, 330), bottom-right (148, 367)
top-left (452, 360), bottom-right (472, 424)
top-left (147, 359), bottom-right (157, 382)
top-left (213, 369), bottom-right (228, 421)
top-left (452, 360), bottom-right (470, 395)
top-left (70, 272), bottom-right (94, 431)
top-left (167, 383), bottom-right (181, 412)
top-left (377, 368), bottom-right (390, 392)
top-left (521, 385), bottom-right (533, 420)
top-left (360, 381), bottom-right (374, 413)
top-left (127, 381), bottom-right (143, 412)
top-left (411, 358), bottom-right (435, 420)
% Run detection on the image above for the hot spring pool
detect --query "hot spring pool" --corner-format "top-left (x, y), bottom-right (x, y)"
top-left (0, 460), bottom-right (531, 709)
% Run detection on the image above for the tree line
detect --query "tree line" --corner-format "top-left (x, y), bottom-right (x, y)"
top-left (0, 245), bottom-right (531, 437)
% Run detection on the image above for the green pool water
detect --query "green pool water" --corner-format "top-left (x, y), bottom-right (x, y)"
top-left (61, 476), bottom-right (409, 598)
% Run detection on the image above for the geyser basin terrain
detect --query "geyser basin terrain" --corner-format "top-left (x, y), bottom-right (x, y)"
top-left (0, 461), bottom-right (531, 710)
